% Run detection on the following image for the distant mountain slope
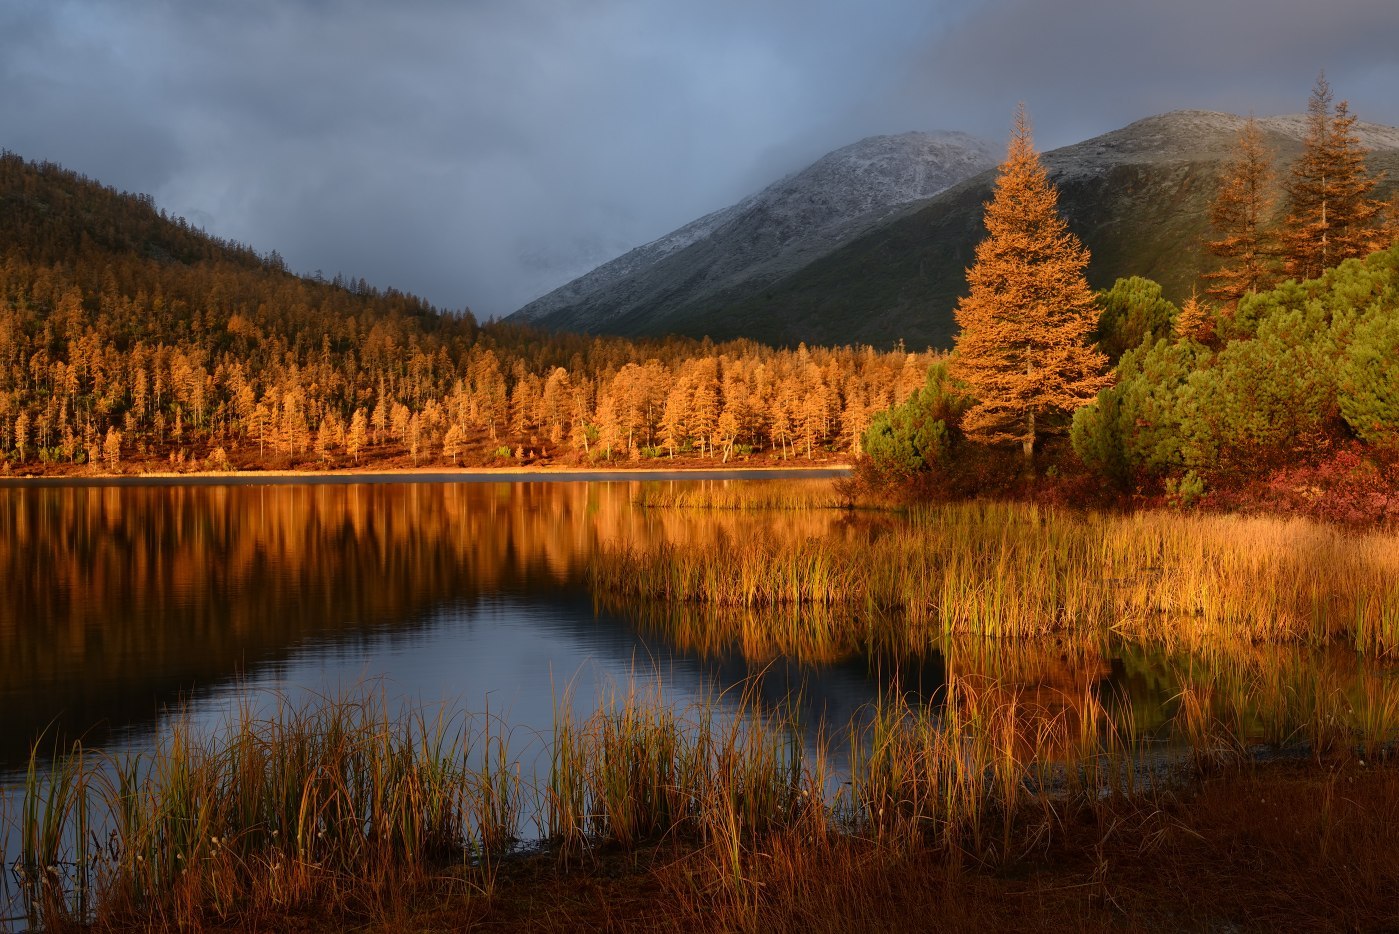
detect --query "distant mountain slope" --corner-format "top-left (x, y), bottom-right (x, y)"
top-left (0, 150), bottom-right (275, 271)
top-left (516, 112), bottom-right (1399, 349)
top-left (510, 131), bottom-right (998, 330)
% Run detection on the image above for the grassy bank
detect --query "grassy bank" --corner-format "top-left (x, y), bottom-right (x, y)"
top-left (592, 501), bottom-right (1399, 652)
top-left (415, 760), bottom-right (1399, 933)
top-left (633, 481), bottom-right (849, 511)
top-left (6, 670), bottom-right (1398, 932)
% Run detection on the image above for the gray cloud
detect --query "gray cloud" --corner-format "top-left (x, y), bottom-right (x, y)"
top-left (899, 0), bottom-right (1399, 149)
top-left (2, 0), bottom-right (1395, 316)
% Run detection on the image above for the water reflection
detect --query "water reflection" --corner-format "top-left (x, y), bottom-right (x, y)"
top-left (615, 597), bottom-right (1399, 757)
top-left (0, 480), bottom-right (839, 771)
top-left (1, 479), bottom-right (1394, 781)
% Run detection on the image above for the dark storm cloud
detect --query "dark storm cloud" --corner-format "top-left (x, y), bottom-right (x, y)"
top-left (1, 0), bottom-right (1395, 316)
top-left (893, 0), bottom-right (1399, 150)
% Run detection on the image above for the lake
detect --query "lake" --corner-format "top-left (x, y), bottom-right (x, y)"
top-left (1, 474), bottom-right (1385, 781)
top-left (4, 474), bottom-right (1397, 929)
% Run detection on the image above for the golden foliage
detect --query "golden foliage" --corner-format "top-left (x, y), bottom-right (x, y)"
top-left (1282, 75), bottom-right (1388, 282)
top-left (0, 152), bottom-right (940, 472)
top-left (1173, 290), bottom-right (1214, 344)
top-left (1203, 117), bottom-right (1280, 308)
top-left (951, 107), bottom-right (1109, 458)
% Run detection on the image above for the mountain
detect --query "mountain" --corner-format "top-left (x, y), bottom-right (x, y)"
top-left (0, 151), bottom-right (282, 273)
top-left (509, 131), bottom-right (999, 333)
top-left (512, 111), bottom-right (1399, 349)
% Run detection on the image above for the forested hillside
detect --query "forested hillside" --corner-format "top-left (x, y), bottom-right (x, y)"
top-left (0, 151), bottom-right (931, 474)
top-left (610, 111), bottom-right (1399, 349)
top-left (858, 87), bottom-right (1399, 524)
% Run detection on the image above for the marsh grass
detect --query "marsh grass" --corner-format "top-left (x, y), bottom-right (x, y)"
top-left (7, 662), bottom-right (1397, 931)
top-left (3, 682), bottom-right (817, 931)
top-left (612, 597), bottom-right (1399, 765)
top-left (634, 481), bottom-right (845, 512)
top-left (591, 502), bottom-right (1399, 651)
top-left (545, 679), bottom-right (816, 878)
top-left (1165, 651), bottom-right (1399, 768)
top-left (6, 691), bottom-right (494, 931)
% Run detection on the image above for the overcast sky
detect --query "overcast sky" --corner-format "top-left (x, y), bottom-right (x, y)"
top-left (3, 0), bottom-right (1397, 317)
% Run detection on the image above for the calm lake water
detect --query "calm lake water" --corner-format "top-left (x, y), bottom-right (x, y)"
top-left (2, 475), bottom-right (1396, 927)
top-left (0, 474), bottom-right (1389, 779)
top-left (0, 475), bottom-right (886, 777)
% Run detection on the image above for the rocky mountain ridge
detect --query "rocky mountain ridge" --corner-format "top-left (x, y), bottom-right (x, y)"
top-left (510, 130), bottom-right (998, 330)
top-left (515, 110), bottom-right (1399, 348)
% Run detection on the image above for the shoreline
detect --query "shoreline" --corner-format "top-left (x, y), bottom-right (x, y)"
top-left (0, 463), bottom-right (853, 488)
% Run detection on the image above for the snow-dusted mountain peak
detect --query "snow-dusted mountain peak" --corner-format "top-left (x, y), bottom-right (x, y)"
top-left (510, 130), bottom-right (997, 327)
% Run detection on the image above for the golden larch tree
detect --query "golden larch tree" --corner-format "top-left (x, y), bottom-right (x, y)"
top-left (1204, 117), bottom-right (1279, 308)
top-left (1173, 290), bottom-right (1215, 344)
top-left (347, 408), bottom-right (368, 462)
top-left (1282, 75), bottom-right (1385, 281)
top-left (951, 105), bottom-right (1110, 461)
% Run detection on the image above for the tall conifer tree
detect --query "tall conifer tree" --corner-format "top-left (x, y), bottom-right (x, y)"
top-left (952, 106), bottom-right (1109, 461)
top-left (1204, 117), bottom-right (1279, 307)
top-left (1282, 75), bottom-right (1385, 281)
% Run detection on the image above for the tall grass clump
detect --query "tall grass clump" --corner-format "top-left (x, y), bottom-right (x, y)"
top-left (546, 682), bottom-right (816, 859)
top-left (8, 668), bottom-right (1398, 930)
top-left (591, 502), bottom-right (1399, 652)
top-left (9, 691), bottom-right (494, 930)
top-left (845, 675), bottom-right (1140, 865)
top-left (1168, 651), bottom-right (1399, 764)
top-left (635, 480), bottom-right (844, 512)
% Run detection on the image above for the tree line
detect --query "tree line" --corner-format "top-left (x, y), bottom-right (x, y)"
top-left (864, 77), bottom-right (1398, 515)
top-left (0, 152), bottom-right (933, 471)
top-left (6, 72), bottom-right (1393, 488)
top-left (1204, 74), bottom-right (1397, 307)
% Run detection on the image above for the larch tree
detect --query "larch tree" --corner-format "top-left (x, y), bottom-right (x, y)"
top-left (687, 362), bottom-right (719, 457)
top-left (390, 401), bottom-right (411, 444)
top-left (1380, 194), bottom-right (1399, 249)
top-left (407, 411), bottom-right (424, 464)
top-left (715, 409), bottom-right (740, 462)
top-left (540, 367), bottom-right (571, 444)
top-left (1173, 290), bottom-right (1215, 345)
top-left (371, 390), bottom-right (390, 445)
top-left (1282, 75), bottom-right (1385, 281)
top-left (595, 391), bottom-right (624, 460)
top-left (1203, 117), bottom-right (1279, 308)
top-left (14, 411), bottom-right (29, 462)
top-left (442, 423), bottom-right (465, 464)
top-left (840, 377), bottom-right (870, 454)
top-left (951, 105), bottom-right (1110, 461)
top-left (102, 426), bottom-right (122, 469)
top-left (660, 379), bottom-right (689, 457)
top-left (314, 416), bottom-right (335, 462)
top-left (1324, 101), bottom-right (1387, 259)
top-left (347, 408), bottom-right (368, 463)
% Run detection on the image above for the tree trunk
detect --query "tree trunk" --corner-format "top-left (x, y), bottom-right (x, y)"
top-left (1022, 410), bottom-right (1035, 462)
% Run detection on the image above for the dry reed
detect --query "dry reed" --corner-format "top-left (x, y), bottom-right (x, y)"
top-left (634, 480), bottom-right (844, 512)
top-left (591, 502), bottom-right (1399, 652)
top-left (5, 662), bottom-right (1396, 930)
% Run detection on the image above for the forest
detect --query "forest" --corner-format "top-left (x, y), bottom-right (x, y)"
top-left (861, 81), bottom-right (1399, 523)
top-left (7, 69), bottom-right (1399, 934)
top-left (1, 76), bottom-right (1395, 512)
top-left (0, 150), bottom-right (934, 474)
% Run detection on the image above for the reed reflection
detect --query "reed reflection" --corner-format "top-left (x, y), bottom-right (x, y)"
top-left (0, 480), bottom-right (840, 769)
top-left (614, 597), bottom-right (1399, 758)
